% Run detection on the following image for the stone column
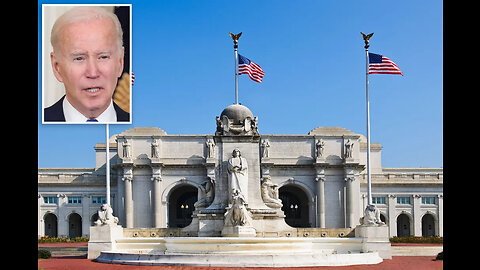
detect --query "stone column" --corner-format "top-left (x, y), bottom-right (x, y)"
top-left (57, 194), bottom-right (68, 237)
top-left (343, 160), bottom-right (361, 229)
top-left (122, 166), bottom-right (134, 228)
top-left (413, 194), bottom-right (422, 236)
top-left (151, 164), bottom-right (163, 228)
top-left (38, 194), bottom-right (43, 238)
top-left (151, 176), bottom-right (162, 227)
top-left (314, 169), bottom-right (326, 228)
top-left (116, 173), bottom-right (125, 227)
top-left (314, 162), bottom-right (328, 228)
top-left (387, 194), bottom-right (396, 237)
top-left (82, 193), bottom-right (90, 236)
top-left (344, 176), bottom-right (355, 228)
top-left (437, 194), bottom-right (443, 236)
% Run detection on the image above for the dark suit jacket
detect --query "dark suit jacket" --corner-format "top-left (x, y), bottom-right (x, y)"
top-left (44, 95), bottom-right (130, 122)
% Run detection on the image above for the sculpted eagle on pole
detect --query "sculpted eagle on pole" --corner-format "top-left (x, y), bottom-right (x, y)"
top-left (229, 32), bottom-right (242, 47)
top-left (360, 32), bottom-right (374, 49)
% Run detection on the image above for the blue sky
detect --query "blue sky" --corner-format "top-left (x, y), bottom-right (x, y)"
top-left (38, 0), bottom-right (443, 168)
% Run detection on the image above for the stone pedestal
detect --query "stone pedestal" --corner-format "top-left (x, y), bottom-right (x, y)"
top-left (221, 225), bottom-right (256, 237)
top-left (87, 224), bottom-right (123, 259)
top-left (197, 213), bottom-right (224, 237)
top-left (355, 225), bottom-right (391, 259)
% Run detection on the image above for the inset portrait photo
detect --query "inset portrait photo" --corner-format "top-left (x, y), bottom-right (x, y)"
top-left (42, 4), bottom-right (132, 124)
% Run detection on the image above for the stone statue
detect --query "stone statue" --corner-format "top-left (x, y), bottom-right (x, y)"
top-left (252, 116), bottom-right (258, 133)
top-left (224, 188), bottom-right (252, 226)
top-left (94, 204), bottom-right (119, 226)
top-left (260, 176), bottom-right (282, 208)
top-left (361, 204), bottom-right (385, 226)
top-left (216, 116), bottom-right (222, 134)
top-left (206, 138), bottom-right (215, 159)
top-left (315, 139), bottom-right (325, 158)
top-left (194, 177), bottom-right (215, 208)
top-left (227, 148), bottom-right (249, 202)
top-left (261, 139), bottom-right (270, 158)
top-left (122, 139), bottom-right (131, 159)
top-left (344, 139), bottom-right (354, 159)
top-left (151, 138), bottom-right (159, 159)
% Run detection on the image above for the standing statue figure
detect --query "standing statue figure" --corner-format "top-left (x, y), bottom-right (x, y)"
top-left (227, 148), bottom-right (249, 202)
top-left (215, 116), bottom-right (222, 134)
top-left (251, 116), bottom-right (258, 134)
top-left (206, 138), bottom-right (215, 159)
top-left (151, 138), bottom-right (159, 159)
top-left (122, 139), bottom-right (131, 159)
top-left (261, 139), bottom-right (270, 158)
top-left (224, 188), bottom-right (252, 226)
top-left (315, 139), bottom-right (325, 158)
top-left (344, 139), bottom-right (354, 159)
top-left (94, 204), bottom-right (119, 226)
top-left (260, 176), bottom-right (282, 208)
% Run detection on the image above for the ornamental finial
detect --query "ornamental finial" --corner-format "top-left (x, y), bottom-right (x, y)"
top-left (229, 32), bottom-right (242, 48)
top-left (361, 32), bottom-right (374, 49)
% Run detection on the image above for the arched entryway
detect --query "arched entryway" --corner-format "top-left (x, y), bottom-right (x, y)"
top-left (68, 213), bottom-right (82, 238)
top-left (44, 213), bottom-right (58, 237)
top-left (168, 185), bottom-right (197, 228)
top-left (397, 213), bottom-right (411, 237)
top-left (279, 185), bottom-right (310, 228)
top-left (422, 213), bottom-right (436, 237)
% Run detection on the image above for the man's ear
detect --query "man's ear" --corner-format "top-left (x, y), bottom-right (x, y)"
top-left (117, 46), bottom-right (125, 78)
top-left (50, 52), bottom-right (64, 83)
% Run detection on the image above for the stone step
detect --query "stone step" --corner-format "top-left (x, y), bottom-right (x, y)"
top-left (391, 246), bottom-right (443, 256)
top-left (38, 246), bottom-right (88, 256)
top-left (96, 251), bottom-right (383, 267)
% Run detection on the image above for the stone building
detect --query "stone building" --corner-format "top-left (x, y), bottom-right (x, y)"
top-left (38, 104), bottom-right (443, 239)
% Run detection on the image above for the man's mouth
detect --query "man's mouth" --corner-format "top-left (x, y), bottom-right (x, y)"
top-left (85, 87), bottom-right (102, 93)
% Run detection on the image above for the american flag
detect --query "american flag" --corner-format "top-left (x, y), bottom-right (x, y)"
top-left (238, 54), bottom-right (265, 83)
top-left (368, 53), bottom-right (403, 75)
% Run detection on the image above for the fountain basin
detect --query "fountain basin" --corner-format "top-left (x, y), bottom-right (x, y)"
top-left (95, 236), bottom-right (383, 267)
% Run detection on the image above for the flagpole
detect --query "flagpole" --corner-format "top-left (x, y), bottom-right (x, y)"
top-left (229, 32), bottom-right (242, 104)
top-left (106, 123), bottom-right (111, 206)
top-left (362, 32), bottom-right (373, 207)
top-left (235, 43), bottom-right (239, 104)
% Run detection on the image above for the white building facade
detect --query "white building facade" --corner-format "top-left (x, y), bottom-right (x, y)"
top-left (38, 107), bottom-right (442, 239)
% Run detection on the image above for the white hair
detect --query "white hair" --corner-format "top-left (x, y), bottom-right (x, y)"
top-left (50, 6), bottom-right (124, 56)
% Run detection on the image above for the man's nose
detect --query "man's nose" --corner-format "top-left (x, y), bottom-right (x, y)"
top-left (85, 58), bottom-right (100, 78)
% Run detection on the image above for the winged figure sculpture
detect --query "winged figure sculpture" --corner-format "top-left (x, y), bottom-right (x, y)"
top-left (360, 32), bottom-right (374, 48)
top-left (229, 32), bottom-right (242, 47)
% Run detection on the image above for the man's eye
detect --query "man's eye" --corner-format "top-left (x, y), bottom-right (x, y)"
top-left (99, 55), bottom-right (110, 60)
top-left (73, 56), bottom-right (84, 61)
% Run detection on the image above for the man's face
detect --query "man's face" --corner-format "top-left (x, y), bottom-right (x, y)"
top-left (51, 17), bottom-right (124, 118)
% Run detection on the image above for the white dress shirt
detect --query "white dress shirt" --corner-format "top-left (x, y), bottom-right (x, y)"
top-left (62, 97), bottom-right (117, 123)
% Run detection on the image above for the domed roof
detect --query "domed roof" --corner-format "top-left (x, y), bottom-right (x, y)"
top-left (220, 104), bottom-right (254, 123)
